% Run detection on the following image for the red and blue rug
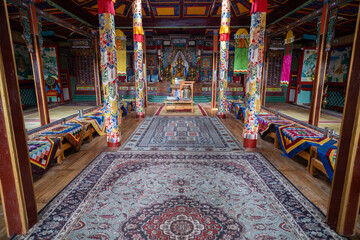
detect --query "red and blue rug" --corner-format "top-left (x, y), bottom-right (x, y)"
top-left (119, 116), bottom-right (244, 152)
top-left (15, 152), bottom-right (341, 239)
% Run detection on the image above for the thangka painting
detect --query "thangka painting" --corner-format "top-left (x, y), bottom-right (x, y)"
top-left (147, 55), bottom-right (157, 69)
top-left (42, 46), bottom-right (59, 82)
top-left (327, 46), bottom-right (352, 83)
top-left (201, 56), bottom-right (212, 70)
top-left (300, 49), bottom-right (317, 82)
top-left (14, 44), bottom-right (32, 80)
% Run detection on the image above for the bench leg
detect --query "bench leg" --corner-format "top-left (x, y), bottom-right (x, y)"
top-left (310, 158), bottom-right (317, 176)
top-left (55, 141), bottom-right (65, 164)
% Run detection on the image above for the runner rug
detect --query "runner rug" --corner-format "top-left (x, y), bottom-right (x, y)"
top-left (15, 152), bottom-right (342, 239)
top-left (119, 116), bottom-right (244, 151)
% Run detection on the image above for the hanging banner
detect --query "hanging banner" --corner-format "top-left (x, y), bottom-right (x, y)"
top-left (116, 29), bottom-right (127, 76)
top-left (234, 28), bottom-right (249, 75)
top-left (280, 30), bottom-right (294, 86)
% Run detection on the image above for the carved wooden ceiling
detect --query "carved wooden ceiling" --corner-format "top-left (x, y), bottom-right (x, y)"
top-left (6, 0), bottom-right (360, 40)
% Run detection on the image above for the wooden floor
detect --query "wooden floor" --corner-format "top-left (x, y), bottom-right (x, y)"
top-left (0, 103), bottom-right (358, 239)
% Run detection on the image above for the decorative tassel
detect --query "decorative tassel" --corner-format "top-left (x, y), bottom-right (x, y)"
top-left (98, 0), bottom-right (115, 15)
top-left (250, 0), bottom-right (267, 13)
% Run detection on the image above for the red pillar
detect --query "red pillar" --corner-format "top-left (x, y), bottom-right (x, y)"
top-left (211, 30), bottom-right (218, 110)
top-left (28, 1), bottom-right (50, 126)
top-left (309, 0), bottom-right (330, 126)
top-left (93, 33), bottom-right (102, 106)
top-left (326, 5), bottom-right (360, 236)
top-left (0, 0), bottom-right (37, 236)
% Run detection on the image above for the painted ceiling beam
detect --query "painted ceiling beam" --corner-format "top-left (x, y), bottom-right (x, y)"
top-left (116, 15), bottom-right (250, 28)
top-left (208, 0), bottom-right (217, 17)
top-left (267, 0), bottom-right (317, 27)
top-left (145, 0), bottom-right (155, 18)
top-left (7, 0), bottom-right (92, 38)
top-left (42, 0), bottom-right (98, 27)
top-left (180, 0), bottom-right (184, 18)
top-left (267, 0), bottom-right (316, 27)
top-left (269, 0), bottom-right (353, 37)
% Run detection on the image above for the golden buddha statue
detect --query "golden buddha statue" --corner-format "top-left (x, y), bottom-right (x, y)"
top-left (173, 57), bottom-right (186, 78)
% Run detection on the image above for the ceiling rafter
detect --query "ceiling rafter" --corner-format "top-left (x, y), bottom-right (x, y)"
top-left (208, 0), bottom-right (217, 17)
top-left (44, 0), bottom-right (98, 27)
top-left (180, 0), bottom-right (184, 18)
top-left (145, 0), bottom-right (155, 18)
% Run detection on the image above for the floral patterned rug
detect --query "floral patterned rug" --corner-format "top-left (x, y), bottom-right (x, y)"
top-left (15, 152), bottom-right (342, 239)
top-left (119, 116), bottom-right (244, 152)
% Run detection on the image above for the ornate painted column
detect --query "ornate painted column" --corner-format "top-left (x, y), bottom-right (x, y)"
top-left (243, 0), bottom-right (267, 149)
top-left (196, 39), bottom-right (203, 82)
top-left (98, 0), bottom-right (121, 147)
top-left (133, 0), bottom-right (145, 118)
top-left (156, 39), bottom-right (163, 82)
top-left (217, 0), bottom-right (231, 118)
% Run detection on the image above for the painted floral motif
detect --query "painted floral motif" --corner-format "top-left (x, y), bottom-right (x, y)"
top-left (218, 0), bottom-right (231, 116)
top-left (99, 13), bottom-right (121, 144)
top-left (243, 12), bottom-right (266, 141)
top-left (133, 0), bottom-right (145, 117)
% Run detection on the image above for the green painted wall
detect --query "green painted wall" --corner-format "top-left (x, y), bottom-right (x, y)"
top-left (297, 90), bottom-right (312, 104)
top-left (70, 76), bottom-right (96, 102)
top-left (265, 87), bottom-right (288, 103)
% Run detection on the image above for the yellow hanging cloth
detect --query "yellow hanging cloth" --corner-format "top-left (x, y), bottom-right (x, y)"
top-left (115, 29), bottom-right (127, 76)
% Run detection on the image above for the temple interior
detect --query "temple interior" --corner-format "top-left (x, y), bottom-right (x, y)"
top-left (1, 0), bottom-right (360, 239)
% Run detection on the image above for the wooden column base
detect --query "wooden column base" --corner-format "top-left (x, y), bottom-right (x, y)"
top-left (244, 139), bottom-right (257, 149)
top-left (136, 112), bottom-right (145, 118)
top-left (217, 113), bottom-right (226, 119)
top-left (108, 142), bottom-right (121, 148)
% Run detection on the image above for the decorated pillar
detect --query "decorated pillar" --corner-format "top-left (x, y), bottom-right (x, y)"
top-left (217, 0), bottom-right (231, 118)
top-left (133, 0), bottom-right (145, 118)
top-left (115, 29), bottom-right (127, 82)
top-left (20, 1), bottom-right (50, 126)
top-left (243, 0), bottom-right (267, 149)
top-left (234, 28), bottom-right (249, 75)
top-left (211, 32), bottom-right (218, 109)
top-left (196, 39), bottom-right (203, 82)
top-left (156, 39), bottom-right (163, 81)
top-left (98, 0), bottom-right (121, 147)
top-left (280, 30), bottom-right (294, 87)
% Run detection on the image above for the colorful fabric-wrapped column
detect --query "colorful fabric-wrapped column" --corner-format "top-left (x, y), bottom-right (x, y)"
top-left (115, 29), bottom-right (126, 77)
top-left (217, 0), bottom-right (231, 118)
top-left (98, 0), bottom-right (121, 147)
top-left (280, 30), bottom-right (294, 86)
top-left (234, 28), bottom-right (249, 75)
top-left (243, 0), bottom-right (267, 148)
top-left (133, 0), bottom-right (145, 118)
